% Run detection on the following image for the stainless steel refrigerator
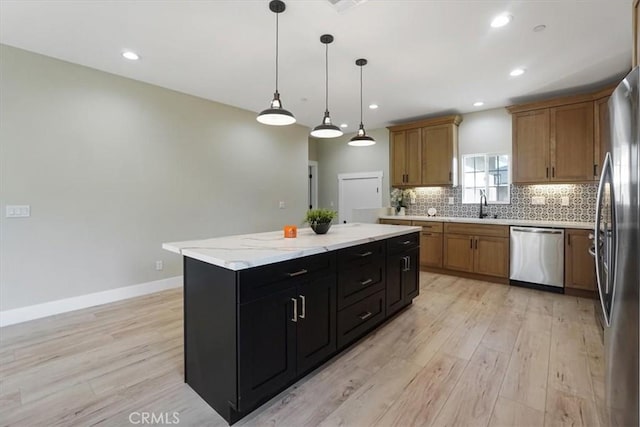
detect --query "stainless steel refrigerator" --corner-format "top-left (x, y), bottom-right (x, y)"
top-left (593, 66), bottom-right (639, 427)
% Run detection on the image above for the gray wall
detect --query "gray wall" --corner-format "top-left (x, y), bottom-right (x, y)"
top-left (0, 45), bottom-right (309, 311)
top-left (315, 128), bottom-right (391, 211)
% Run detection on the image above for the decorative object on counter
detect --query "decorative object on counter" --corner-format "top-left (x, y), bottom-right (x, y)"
top-left (391, 188), bottom-right (417, 214)
top-left (304, 208), bottom-right (337, 234)
top-left (427, 207), bottom-right (437, 216)
top-left (348, 59), bottom-right (376, 146)
top-left (310, 34), bottom-right (342, 138)
top-left (256, 0), bottom-right (296, 126)
top-left (283, 224), bottom-right (297, 238)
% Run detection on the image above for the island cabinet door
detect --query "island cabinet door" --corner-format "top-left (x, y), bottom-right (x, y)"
top-left (403, 247), bottom-right (420, 302)
top-left (386, 251), bottom-right (405, 317)
top-left (238, 287), bottom-right (297, 412)
top-left (296, 275), bottom-right (337, 374)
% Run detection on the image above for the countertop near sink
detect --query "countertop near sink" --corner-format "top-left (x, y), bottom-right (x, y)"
top-left (378, 215), bottom-right (594, 230)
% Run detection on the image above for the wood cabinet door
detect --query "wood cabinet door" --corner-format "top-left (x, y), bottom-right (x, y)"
top-left (391, 131), bottom-right (407, 186)
top-left (420, 232), bottom-right (443, 268)
top-left (594, 97), bottom-right (611, 178)
top-left (296, 275), bottom-right (337, 374)
top-left (512, 110), bottom-right (550, 183)
top-left (403, 247), bottom-right (420, 302)
top-left (565, 229), bottom-right (597, 291)
top-left (550, 101), bottom-right (595, 182)
top-left (421, 124), bottom-right (452, 185)
top-left (443, 233), bottom-right (474, 273)
top-left (405, 128), bottom-right (422, 185)
top-left (386, 252), bottom-right (405, 316)
top-left (474, 236), bottom-right (509, 278)
top-left (238, 287), bottom-right (297, 411)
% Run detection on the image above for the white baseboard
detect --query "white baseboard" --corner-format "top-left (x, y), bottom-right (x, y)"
top-left (0, 276), bottom-right (183, 328)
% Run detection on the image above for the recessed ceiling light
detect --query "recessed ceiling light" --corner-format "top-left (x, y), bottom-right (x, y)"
top-left (510, 68), bottom-right (525, 77)
top-left (533, 24), bottom-right (547, 32)
top-left (490, 14), bottom-right (512, 28)
top-left (340, 123), bottom-right (348, 128)
top-left (473, 101), bottom-right (484, 107)
top-left (369, 104), bottom-right (379, 109)
top-left (122, 51), bottom-right (140, 61)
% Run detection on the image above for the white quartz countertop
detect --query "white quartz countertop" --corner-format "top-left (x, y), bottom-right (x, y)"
top-left (163, 223), bottom-right (421, 271)
top-left (378, 215), bottom-right (594, 230)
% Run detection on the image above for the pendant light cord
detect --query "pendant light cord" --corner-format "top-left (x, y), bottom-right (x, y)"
top-left (359, 65), bottom-right (364, 126)
top-left (325, 43), bottom-right (329, 112)
top-left (275, 11), bottom-right (279, 92)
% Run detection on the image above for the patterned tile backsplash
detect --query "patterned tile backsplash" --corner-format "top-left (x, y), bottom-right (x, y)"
top-left (404, 184), bottom-right (597, 222)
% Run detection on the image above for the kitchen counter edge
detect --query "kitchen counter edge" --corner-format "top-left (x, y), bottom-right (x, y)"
top-left (379, 215), bottom-right (594, 230)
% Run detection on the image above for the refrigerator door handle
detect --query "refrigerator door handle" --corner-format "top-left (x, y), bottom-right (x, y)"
top-left (594, 152), bottom-right (613, 327)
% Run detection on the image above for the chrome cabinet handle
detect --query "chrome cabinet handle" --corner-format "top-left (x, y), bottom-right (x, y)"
top-left (588, 246), bottom-right (596, 257)
top-left (287, 269), bottom-right (308, 277)
top-left (291, 298), bottom-right (298, 322)
top-left (358, 251), bottom-right (373, 257)
top-left (358, 311), bottom-right (372, 320)
top-left (360, 278), bottom-right (373, 286)
top-left (401, 240), bottom-right (412, 245)
top-left (299, 295), bottom-right (306, 319)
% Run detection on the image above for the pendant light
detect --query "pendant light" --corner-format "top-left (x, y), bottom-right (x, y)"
top-left (257, 0), bottom-right (296, 126)
top-left (310, 34), bottom-right (343, 138)
top-left (348, 58), bottom-right (376, 146)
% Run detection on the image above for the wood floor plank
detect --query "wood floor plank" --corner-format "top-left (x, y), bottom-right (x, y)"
top-left (499, 328), bottom-right (551, 411)
top-left (548, 320), bottom-right (594, 400)
top-left (374, 352), bottom-right (467, 427)
top-left (441, 301), bottom-right (496, 360)
top-left (432, 345), bottom-right (510, 427)
top-left (489, 396), bottom-right (545, 427)
top-left (481, 306), bottom-right (524, 354)
top-left (545, 387), bottom-right (601, 427)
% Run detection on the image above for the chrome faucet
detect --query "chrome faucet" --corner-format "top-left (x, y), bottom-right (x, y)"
top-left (479, 190), bottom-right (488, 218)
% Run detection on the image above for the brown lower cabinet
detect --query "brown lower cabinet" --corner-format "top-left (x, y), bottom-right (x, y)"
top-left (443, 223), bottom-right (510, 279)
top-left (565, 228), bottom-right (597, 295)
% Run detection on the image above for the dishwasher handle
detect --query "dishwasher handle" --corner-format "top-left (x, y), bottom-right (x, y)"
top-left (510, 227), bottom-right (563, 234)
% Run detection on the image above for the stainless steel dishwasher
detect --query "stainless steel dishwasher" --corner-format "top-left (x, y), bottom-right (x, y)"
top-left (510, 227), bottom-right (564, 288)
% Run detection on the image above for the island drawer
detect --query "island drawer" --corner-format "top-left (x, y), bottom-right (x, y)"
top-left (337, 240), bottom-right (384, 270)
top-left (387, 232), bottom-right (420, 255)
top-left (337, 289), bottom-right (386, 349)
top-left (412, 221), bottom-right (443, 233)
top-left (337, 263), bottom-right (385, 310)
top-left (444, 223), bottom-right (509, 237)
top-left (238, 253), bottom-right (335, 303)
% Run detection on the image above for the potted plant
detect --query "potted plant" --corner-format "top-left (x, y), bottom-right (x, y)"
top-left (390, 188), bottom-right (416, 215)
top-left (304, 208), bottom-right (337, 235)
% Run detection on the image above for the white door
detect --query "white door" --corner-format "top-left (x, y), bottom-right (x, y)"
top-left (338, 172), bottom-right (383, 224)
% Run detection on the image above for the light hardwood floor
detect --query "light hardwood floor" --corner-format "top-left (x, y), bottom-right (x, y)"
top-left (0, 273), bottom-right (604, 426)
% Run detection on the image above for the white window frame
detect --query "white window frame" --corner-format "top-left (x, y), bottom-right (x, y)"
top-left (461, 153), bottom-right (511, 204)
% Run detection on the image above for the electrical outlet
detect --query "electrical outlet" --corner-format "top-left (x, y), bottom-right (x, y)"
top-left (5, 205), bottom-right (30, 218)
top-left (531, 196), bottom-right (546, 205)
top-left (448, 197), bottom-right (454, 205)
top-left (561, 196), bottom-right (570, 206)
top-left (155, 260), bottom-right (163, 271)
top-left (278, 201), bottom-right (285, 209)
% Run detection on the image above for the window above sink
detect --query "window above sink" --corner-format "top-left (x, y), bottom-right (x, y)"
top-left (462, 153), bottom-right (511, 204)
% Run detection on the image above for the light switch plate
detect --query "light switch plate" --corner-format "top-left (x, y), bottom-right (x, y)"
top-left (531, 196), bottom-right (546, 205)
top-left (448, 197), bottom-right (454, 205)
top-left (6, 205), bottom-right (30, 218)
top-left (561, 196), bottom-right (570, 206)
top-left (278, 201), bottom-right (285, 209)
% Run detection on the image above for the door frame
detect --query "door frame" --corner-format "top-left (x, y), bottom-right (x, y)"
top-left (309, 161), bottom-right (318, 210)
top-left (337, 171), bottom-right (384, 224)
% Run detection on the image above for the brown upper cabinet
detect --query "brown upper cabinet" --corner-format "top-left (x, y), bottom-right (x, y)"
top-left (634, 0), bottom-right (639, 68)
top-left (388, 115), bottom-right (462, 187)
top-left (508, 87), bottom-right (614, 184)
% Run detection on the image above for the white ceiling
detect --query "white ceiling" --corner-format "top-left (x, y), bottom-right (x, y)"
top-left (0, 0), bottom-right (632, 132)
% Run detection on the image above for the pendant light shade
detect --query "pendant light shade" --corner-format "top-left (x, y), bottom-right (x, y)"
top-left (310, 34), bottom-right (343, 138)
top-left (257, 0), bottom-right (296, 126)
top-left (349, 58), bottom-right (376, 146)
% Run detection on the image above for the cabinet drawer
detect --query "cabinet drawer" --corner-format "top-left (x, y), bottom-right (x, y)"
top-left (337, 290), bottom-right (386, 349)
top-left (412, 221), bottom-right (443, 233)
top-left (337, 240), bottom-right (384, 270)
top-left (444, 223), bottom-right (508, 238)
top-left (238, 253), bottom-right (335, 303)
top-left (337, 263), bottom-right (385, 310)
top-left (379, 219), bottom-right (412, 226)
top-left (387, 232), bottom-right (420, 254)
